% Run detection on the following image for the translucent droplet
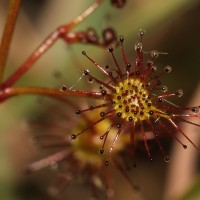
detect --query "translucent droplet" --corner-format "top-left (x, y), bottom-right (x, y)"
top-left (175, 89), bottom-right (183, 97)
top-left (135, 42), bottom-right (142, 51)
top-left (161, 86), bottom-right (168, 93)
top-left (60, 85), bottom-right (67, 91)
top-left (191, 106), bottom-right (199, 113)
top-left (151, 50), bottom-right (159, 58)
top-left (139, 29), bottom-right (145, 37)
top-left (151, 65), bottom-right (157, 72)
top-left (164, 65), bottom-right (172, 73)
top-left (164, 156), bottom-right (170, 163)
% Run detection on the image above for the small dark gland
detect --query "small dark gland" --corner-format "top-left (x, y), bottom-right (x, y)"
top-left (88, 77), bottom-right (93, 83)
top-left (147, 60), bottom-right (153, 67)
top-left (105, 160), bottom-right (109, 166)
top-left (108, 45), bottom-right (113, 52)
top-left (151, 66), bottom-right (157, 72)
top-left (164, 65), bottom-right (172, 73)
top-left (164, 156), bottom-right (170, 163)
top-left (191, 106), bottom-right (199, 113)
top-left (82, 51), bottom-right (86, 55)
top-left (149, 110), bottom-right (154, 115)
top-left (71, 134), bottom-right (77, 140)
top-left (76, 110), bottom-right (81, 115)
top-left (60, 85), bottom-right (67, 91)
top-left (175, 89), bottom-right (183, 97)
top-left (151, 50), bottom-right (159, 58)
top-left (83, 69), bottom-right (89, 75)
top-left (183, 144), bottom-right (187, 149)
top-left (158, 97), bottom-right (163, 103)
top-left (100, 111), bottom-right (106, 117)
top-left (101, 89), bottom-right (107, 95)
top-left (127, 63), bottom-right (131, 68)
top-left (99, 149), bottom-right (104, 154)
top-left (118, 35), bottom-right (124, 43)
top-left (105, 65), bottom-right (109, 69)
top-left (100, 136), bottom-right (104, 140)
top-left (162, 86), bottom-right (168, 92)
top-left (117, 112), bottom-right (122, 117)
top-left (139, 29), bottom-right (145, 37)
top-left (116, 124), bottom-right (121, 128)
top-left (108, 71), bottom-right (113, 76)
top-left (129, 116), bottom-right (133, 121)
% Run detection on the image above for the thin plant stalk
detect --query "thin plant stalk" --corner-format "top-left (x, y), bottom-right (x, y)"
top-left (0, 0), bottom-right (21, 83)
top-left (2, 0), bottom-right (103, 88)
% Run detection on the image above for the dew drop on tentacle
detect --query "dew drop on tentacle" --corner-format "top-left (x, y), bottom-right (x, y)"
top-left (151, 50), bottom-right (159, 59)
top-left (60, 85), bottom-right (67, 91)
top-left (164, 65), bottom-right (172, 73)
top-left (82, 50), bottom-right (86, 56)
top-left (101, 89), bottom-right (107, 95)
top-left (164, 156), bottom-right (170, 163)
top-left (135, 41), bottom-right (142, 51)
top-left (161, 86), bottom-right (168, 93)
top-left (139, 29), bottom-right (145, 42)
top-left (100, 111), bottom-right (106, 117)
top-left (71, 134), bottom-right (77, 140)
top-left (191, 106), bottom-right (199, 113)
top-left (175, 89), bottom-right (183, 97)
top-left (99, 149), bottom-right (104, 154)
top-left (107, 45), bottom-right (114, 53)
top-left (76, 109), bottom-right (81, 115)
top-left (83, 69), bottom-right (89, 76)
top-left (151, 66), bottom-right (157, 73)
top-left (105, 160), bottom-right (109, 166)
top-left (183, 144), bottom-right (187, 149)
top-left (118, 35), bottom-right (124, 43)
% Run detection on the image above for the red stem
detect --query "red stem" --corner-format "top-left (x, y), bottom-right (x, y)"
top-left (0, 0), bottom-right (21, 83)
top-left (1, 86), bottom-right (104, 101)
top-left (2, 0), bottom-right (104, 88)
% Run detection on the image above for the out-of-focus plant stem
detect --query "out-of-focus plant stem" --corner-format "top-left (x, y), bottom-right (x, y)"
top-left (0, 0), bottom-right (21, 83)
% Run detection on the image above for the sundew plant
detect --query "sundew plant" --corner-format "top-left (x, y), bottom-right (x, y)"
top-left (0, 1), bottom-right (200, 200)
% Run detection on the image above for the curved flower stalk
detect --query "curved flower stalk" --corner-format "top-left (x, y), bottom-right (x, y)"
top-left (25, 99), bottom-right (139, 200)
top-left (59, 30), bottom-right (200, 164)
